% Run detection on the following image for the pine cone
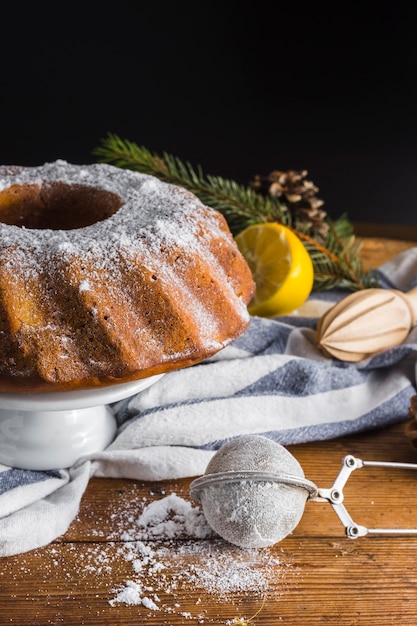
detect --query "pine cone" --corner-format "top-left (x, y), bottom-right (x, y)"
top-left (405, 394), bottom-right (417, 448)
top-left (250, 169), bottom-right (329, 238)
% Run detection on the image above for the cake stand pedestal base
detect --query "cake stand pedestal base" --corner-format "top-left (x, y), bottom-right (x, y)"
top-left (0, 374), bottom-right (164, 470)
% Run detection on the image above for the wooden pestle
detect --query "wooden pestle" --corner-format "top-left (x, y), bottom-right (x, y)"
top-left (316, 286), bottom-right (417, 362)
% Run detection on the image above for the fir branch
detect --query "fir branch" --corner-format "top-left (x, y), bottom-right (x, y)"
top-left (93, 133), bottom-right (377, 292)
top-left (93, 133), bottom-right (289, 231)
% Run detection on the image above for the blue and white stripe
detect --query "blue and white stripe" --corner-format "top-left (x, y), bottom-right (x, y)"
top-left (1, 247), bottom-right (417, 556)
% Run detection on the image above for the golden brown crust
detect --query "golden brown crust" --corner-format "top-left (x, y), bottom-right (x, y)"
top-left (0, 161), bottom-right (255, 394)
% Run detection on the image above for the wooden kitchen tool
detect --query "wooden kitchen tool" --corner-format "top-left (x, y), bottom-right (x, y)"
top-left (316, 286), bottom-right (417, 362)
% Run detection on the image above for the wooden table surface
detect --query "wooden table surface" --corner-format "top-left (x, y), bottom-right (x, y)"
top-left (2, 230), bottom-right (417, 626)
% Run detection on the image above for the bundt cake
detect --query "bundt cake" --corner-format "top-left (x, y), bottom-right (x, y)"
top-left (0, 160), bottom-right (255, 393)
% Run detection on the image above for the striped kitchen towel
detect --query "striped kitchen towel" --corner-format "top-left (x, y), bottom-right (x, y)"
top-left (1, 247), bottom-right (417, 556)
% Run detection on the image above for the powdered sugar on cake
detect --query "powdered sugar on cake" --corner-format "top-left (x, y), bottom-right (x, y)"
top-left (0, 160), bottom-right (254, 392)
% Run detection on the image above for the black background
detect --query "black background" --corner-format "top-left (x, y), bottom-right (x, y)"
top-left (1, 3), bottom-right (416, 225)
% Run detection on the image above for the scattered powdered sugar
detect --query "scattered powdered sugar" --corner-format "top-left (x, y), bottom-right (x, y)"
top-left (78, 279), bottom-right (90, 292)
top-left (122, 491), bottom-right (212, 540)
top-left (3, 488), bottom-right (297, 622)
top-left (102, 489), bottom-right (296, 616)
top-left (110, 579), bottom-right (161, 610)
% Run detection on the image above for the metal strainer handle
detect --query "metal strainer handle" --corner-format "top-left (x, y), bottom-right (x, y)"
top-left (313, 455), bottom-right (417, 539)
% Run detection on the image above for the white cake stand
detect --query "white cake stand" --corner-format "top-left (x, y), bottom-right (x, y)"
top-left (0, 374), bottom-right (164, 471)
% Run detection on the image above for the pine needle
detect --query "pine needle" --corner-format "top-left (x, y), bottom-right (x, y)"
top-left (93, 133), bottom-right (378, 292)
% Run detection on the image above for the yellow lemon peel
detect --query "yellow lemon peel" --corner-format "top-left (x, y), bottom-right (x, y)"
top-left (235, 222), bottom-right (314, 317)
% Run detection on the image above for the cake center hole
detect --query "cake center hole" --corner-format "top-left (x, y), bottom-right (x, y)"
top-left (0, 183), bottom-right (123, 230)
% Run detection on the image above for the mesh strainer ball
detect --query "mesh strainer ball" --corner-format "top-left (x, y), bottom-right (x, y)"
top-left (190, 435), bottom-right (313, 549)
